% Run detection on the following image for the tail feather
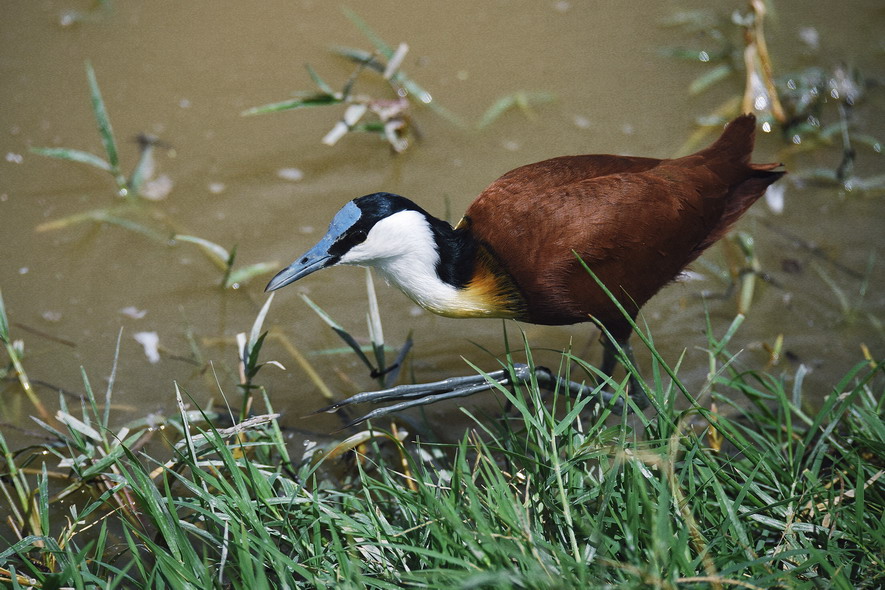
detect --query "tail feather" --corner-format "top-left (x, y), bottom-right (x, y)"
top-left (702, 113), bottom-right (759, 165)
top-left (691, 114), bottom-right (785, 257)
top-left (694, 165), bottom-right (785, 256)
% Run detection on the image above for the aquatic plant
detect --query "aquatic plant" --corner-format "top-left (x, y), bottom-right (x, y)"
top-left (243, 9), bottom-right (553, 152)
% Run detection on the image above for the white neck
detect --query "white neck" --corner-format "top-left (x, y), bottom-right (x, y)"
top-left (338, 210), bottom-right (500, 317)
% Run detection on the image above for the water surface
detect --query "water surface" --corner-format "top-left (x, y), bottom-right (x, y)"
top-left (1, 0), bottom-right (882, 445)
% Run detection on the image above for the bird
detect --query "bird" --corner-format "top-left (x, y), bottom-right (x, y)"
top-left (266, 113), bottom-right (784, 424)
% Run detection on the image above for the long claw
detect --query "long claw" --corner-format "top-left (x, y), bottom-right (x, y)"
top-left (337, 381), bottom-right (508, 429)
top-left (311, 363), bottom-right (627, 428)
top-left (309, 367), bottom-right (517, 415)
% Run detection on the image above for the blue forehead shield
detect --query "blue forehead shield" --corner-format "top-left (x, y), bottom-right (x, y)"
top-left (265, 201), bottom-right (361, 292)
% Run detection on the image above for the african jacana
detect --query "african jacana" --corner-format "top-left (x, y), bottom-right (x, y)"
top-left (267, 113), bottom-right (784, 423)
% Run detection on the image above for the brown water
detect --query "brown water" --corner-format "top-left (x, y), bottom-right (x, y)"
top-left (1, 1), bottom-right (883, 446)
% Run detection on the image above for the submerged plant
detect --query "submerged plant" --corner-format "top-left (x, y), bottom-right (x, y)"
top-left (242, 10), bottom-right (452, 153)
top-left (27, 63), bottom-right (277, 289)
top-left (31, 62), bottom-right (163, 200)
top-left (174, 234), bottom-right (278, 289)
top-left (59, 0), bottom-right (113, 27)
top-left (476, 90), bottom-right (556, 129)
top-left (29, 62), bottom-right (182, 242)
top-left (243, 9), bottom-right (553, 152)
top-left (662, 0), bottom-right (882, 194)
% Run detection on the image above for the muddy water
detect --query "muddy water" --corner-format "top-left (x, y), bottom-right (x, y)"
top-left (1, 1), bottom-right (882, 445)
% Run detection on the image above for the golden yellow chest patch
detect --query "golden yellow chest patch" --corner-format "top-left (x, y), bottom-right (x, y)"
top-left (439, 244), bottom-right (527, 320)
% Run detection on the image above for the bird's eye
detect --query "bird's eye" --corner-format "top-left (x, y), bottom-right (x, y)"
top-left (350, 229), bottom-right (367, 245)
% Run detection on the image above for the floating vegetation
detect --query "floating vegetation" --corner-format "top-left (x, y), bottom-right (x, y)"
top-left (31, 62), bottom-right (164, 200)
top-left (34, 204), bottom-right (170, 241)
top-left (30, 63), bottom-right (180, 239)
top-left (242, 10), bottom-right (457, 153)
top-left (174, 235), bottom-right (278, 290)
top-left (58, 0), bottom-right (113, 28)
top-left (28, 64), bottom-right (276, 289)
top-left (477, 91), bottom-right (556, 129)
top-left (662, 2), bottom-right (883, 196)
top-left (776, 63), bottom-right (885, 196)
top-left (244, 9), bottom-right (553, 152)
top-left (660, 2), bottom-right (784, 125)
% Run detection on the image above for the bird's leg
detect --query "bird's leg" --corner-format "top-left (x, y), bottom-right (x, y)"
top-left (311, 363), bottom-right (622, 429)
top-left (601, 338), bottom-right (649, 410)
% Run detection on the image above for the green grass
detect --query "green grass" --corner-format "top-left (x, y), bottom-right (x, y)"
top-left (1, 313), bottom-right (882, 588)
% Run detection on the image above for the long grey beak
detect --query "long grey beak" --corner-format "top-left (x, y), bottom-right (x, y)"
top-left (265, 238), bottom-right (336, 292)
top-left (265, 200), bottom-right (362, 292)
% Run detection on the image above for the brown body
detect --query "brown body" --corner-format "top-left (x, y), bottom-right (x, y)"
top-left (264, 114), bottom-right (785, 419)
top-left (460, 114), bottom-right (784, 342)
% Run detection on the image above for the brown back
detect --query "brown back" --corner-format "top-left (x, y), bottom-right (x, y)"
top-left (464, 114), bottom-right (784, 339)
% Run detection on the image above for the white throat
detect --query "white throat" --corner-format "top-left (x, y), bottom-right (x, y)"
top-left (337, 210), bottom-right (494, 317)
top-left (337, 210), bottom-right (455, 313)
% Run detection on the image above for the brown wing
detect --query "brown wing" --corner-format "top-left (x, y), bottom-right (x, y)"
top-left (484, 154), bottom-right (663, 195)
top-left (464, 115), bottom-right (783, 340)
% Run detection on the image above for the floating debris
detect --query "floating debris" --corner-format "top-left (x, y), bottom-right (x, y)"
top-left (42, 310), bottom-right (62, 322)
top-left (134, 331), bottom-right (161, 364)
top-left (277, 168), bottom-right (305, 182)
top-left (139, 173), bottom-right (173, 201)
top-left (120, 306), bottom-right (148, 319)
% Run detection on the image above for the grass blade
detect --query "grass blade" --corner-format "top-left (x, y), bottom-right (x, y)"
top-left (305, 64), bottom-right (337, 95)
top-left (174, 234), bottom-right (230, 268)
top-left (365, 269), bottom-right (385, 373)
top-left (248, 294), bottom-right (274, 362)
top-left (477, 91), bottom-right (555, 128)
top-left (342, 7), bottom-right (394, 57)
top-left (330, 46), bottom-right (385, 71)
top-left (225, 262), bottom-right (279, 288)
top-left (128, 138), bottom-right (155, 196)
top-left (56, 411), bottom-right (103, 442)
top-left (85, 61), bottom-right (124, 189)
top-left (29, 147), bottom-right (111, 171)
top-left (241, 94), bottom-right (341, 116)
top-left (0, 289), bottom-right (47, 419)
top-left (0, 288), bottom-right (9, 342)
top-left (301, 294), bottom-right (376, 372)
top-left (99, 214), bottom-right (170, 242)
top-left (689, 63), bottom-right (734, 95)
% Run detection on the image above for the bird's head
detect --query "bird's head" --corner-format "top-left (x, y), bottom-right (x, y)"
top-left (266, 192), bottom-right (441, 293)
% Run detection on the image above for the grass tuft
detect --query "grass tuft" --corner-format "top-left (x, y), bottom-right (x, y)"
top-left (1, 309), bottom-right (882, 587)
